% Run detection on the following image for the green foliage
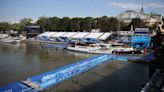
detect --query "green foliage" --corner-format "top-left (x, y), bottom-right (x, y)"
top-left (0, 22), bottom-right (11, 32)
top-left (37, 16), bottom-right (48, 32)
top-left (59, 17), bottom-right (70, 31)
top-left (119, 21), bottom-right (128, 30)
top-left (19, 18), bottom-right (33, 32)
top-left (94, 16), bottom-right (120, 32)
top-left (69, 18), bottom-right (81, 31)
top-left (10, 23), bottom-right (22, 34)
top-left (98, 16), bottom-right (109, 32)
top-left (1, 16), bottom-right (153, 33)
top-left (20, 18), bottom-right (33, 26)
top-left (130, 18), bottom-right (145, 29)
top-left (108, 17), bottom-right (120, 31)
top-left (47, 17), bottom-right (60, 31)
top-left (81, 17), bottom-right (93, 31)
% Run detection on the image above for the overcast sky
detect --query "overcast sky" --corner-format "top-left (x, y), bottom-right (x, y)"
top-left (0, 0), bottom-right (164, 22)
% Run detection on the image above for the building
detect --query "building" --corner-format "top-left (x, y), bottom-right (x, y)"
top-left (134, 28), bottom-right (150, 36)
top-left (117, 31), bottom-right (132, 36)
top-left (117, 6), bottom-right (162, 26)
top-left (25, 26), bottom-right (41, 38)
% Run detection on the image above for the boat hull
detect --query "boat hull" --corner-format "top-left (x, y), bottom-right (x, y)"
top-left (66, 46), bottom-right (112, 54)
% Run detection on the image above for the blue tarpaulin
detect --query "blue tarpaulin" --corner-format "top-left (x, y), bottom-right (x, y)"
top-left (0, 82), bottom-right (31, 92)
top-left (131, 36), bottom-right (151, 48)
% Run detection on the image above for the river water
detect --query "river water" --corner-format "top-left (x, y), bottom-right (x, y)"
top-left (0, 42), bottom-right (148, 92)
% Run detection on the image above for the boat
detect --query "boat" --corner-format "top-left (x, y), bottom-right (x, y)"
top-left (66, 42), bottom-right (114, 54)
top-left (66, 42), bottom-right (136, 54)
top-left (0, 35), bottom-right (26, 43)
top-left (0, 37), bottom-right (15, 43)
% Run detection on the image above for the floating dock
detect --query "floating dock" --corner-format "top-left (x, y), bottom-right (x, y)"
top-left (0, 53), bottom-right (154, 92)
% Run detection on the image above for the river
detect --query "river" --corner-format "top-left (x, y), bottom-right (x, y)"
top-left (0, 42), bottom-right (148, 92)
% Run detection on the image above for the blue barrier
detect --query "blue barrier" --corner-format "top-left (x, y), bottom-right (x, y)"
top-left (0, 82), bottom-right (38, 92)
top-left (141, 52), bottom-right (155, 61)
top-left (27, 54), bottom-right (111, 90)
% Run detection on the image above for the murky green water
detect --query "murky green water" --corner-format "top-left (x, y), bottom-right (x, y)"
top-left (0, 42), bottom-right (148, 92)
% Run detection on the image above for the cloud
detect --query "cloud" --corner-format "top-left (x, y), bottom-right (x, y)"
top-left (109, 2), bottom-right (164, 9)
top-left (145, 3), bottom-right (164, 8)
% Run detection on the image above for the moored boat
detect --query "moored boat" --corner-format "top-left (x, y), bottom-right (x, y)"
top-left (66, 42), bottom-right (113, 54)
top-left (66, 42), bottom-right (136, 54)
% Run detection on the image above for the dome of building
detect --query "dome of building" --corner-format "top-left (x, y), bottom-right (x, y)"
top-left (117, 10), bottom-right (140, 20)
top-left (117, 8), bottom-right (163, 26)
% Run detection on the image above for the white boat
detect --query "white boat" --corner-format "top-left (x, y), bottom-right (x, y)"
top-left (0, 37), bottom-right (16, 43)
top-left (66, 43), bottom-right (113, 54)
top-left (0, 34), bottom-right (8, 39)
top-left (66, 42), bottom-right (134, 54)
top-left (0, 35), bottom-right (26, 43)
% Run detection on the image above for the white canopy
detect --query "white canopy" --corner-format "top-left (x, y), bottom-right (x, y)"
top-left (61, 32), bottom-right (78, 38)
top-left (71, 32), bottom-right (89, 39)
top-left (38, 32), bottom-right (49, 37)
top-left (84, 32), bottom-right (104, 39)
top-left (51, 32), bottom-right (67, 37)
top-left (38, 32), bottom-right (112, 40)
top-left (45, 32), bottom-right (56, 37)
top-left (98, 32), bottom-right (113, 40)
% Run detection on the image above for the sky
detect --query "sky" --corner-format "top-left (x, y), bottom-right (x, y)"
top-left (0, 0), bottom-right (164, 22)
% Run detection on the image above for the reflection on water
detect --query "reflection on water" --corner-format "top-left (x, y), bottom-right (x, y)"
top-left (0, 42), bottom-right (148, 92)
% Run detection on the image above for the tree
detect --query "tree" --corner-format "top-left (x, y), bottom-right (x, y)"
top-left (97, 16), bottom-right (109, 32)
top-left (108, 17), bottom-right (120, 31)
top-left (130, 18), bottom-right (144, 29)
top-left (47, 17), bottom-right (60, 31)
top-left (20, 18), bottom-right (33, 26)
top-left (81, 17), bottom-right (93, 31)
top-left (69, 18), bottom-right (81, 31)
top-left (37, 16), bottom-right (48, 32)
top-left (59, 17), bottom-right (70, 31)
top-left (119, 21), bottom-right (128, 30)
top-left (0, 22), bottom-right (11, 33)
top-left (11, 23), bottom-right (22, 33)
top-left (19, 18), bottom-right (33, 32)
